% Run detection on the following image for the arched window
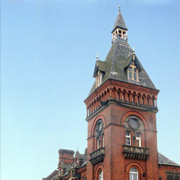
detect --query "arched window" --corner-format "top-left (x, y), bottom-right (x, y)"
top-left (129, 168), bottom-right (138, 180)
top-left (94, 120), bottom-right (104, 149)
top-left (125, 116), bottom-right (143, 147)
top-left (99, 170), bottom-right (103, 180)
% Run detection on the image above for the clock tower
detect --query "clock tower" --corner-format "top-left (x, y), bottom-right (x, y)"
top-left (84, 8), bottom-right (159, 180)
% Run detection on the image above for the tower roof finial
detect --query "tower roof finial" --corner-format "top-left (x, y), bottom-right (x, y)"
top-left (96, 52), bottom-right (99, 60)
top-left (111, 6), bottom-right (128, 33)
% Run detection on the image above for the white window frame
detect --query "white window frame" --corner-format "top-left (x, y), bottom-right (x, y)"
top-left (136, 132), bottom-right (141, 147)
top-left (128, 68), bottom-right (132, 80)
top-left (99, 170), bottom-right (103, 180)
top-left (126, 130), bottom-right (131, 145)
top-left (128, 65), bottom-right (139, 82)
top-left (129, 168), bottom-right (138, 180)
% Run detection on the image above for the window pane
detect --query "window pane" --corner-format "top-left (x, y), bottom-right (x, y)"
top-left (133, 174), bottom-right (138, 180)
top-left (126, 131), bottom-right (130, 136)
top-left (136, 132), bottom-right (141, 138)
top-left (126, 138), bottom-right (130, 145)
top-left (130, 174), bottom-right (133, 180)
top-left (129, 118), bottom-right (138, 129)
top-left (99, 170), bottom-right (103, 180)
top-left (129, 70), bottom-right (132, 79)
top-left (130, 168), bottom-right (138, 180)
top-left (130, 168), bottom-right (138, 173)
top-left (134, 71), bottom-right (137, 81)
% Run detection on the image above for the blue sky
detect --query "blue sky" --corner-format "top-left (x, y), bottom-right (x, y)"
top-left (1, 0), bottom-right (180, 180)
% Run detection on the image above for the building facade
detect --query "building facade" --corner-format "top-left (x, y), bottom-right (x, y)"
top-left (43, 8), bottom-right (180, 180)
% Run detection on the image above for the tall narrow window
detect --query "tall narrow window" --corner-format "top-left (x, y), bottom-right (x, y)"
top-left (134, 69), bottom-right (137, 81)
top-left (126, 131), bottom-right (131, 145)
top-left (102, 133), bottom-right (104, 147)
top-left (95, 120), bottom-right (104, 149)
top-left (127, 66), bottom-right (139, 81)
top-left (99, 170), bottom-right (103, 180)
top-left (98, 138), bottom-right (101, 148)
top-left (97, 138), bottom-right (100, 149)
top-left (128, 68), bottom-right (132, 79)
top-left (136, 132), bottom-right (141, 147)
top-left (130, 168), bottom-right (138, 180)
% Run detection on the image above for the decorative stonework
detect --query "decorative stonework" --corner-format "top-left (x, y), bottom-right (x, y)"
top-left (89, 147), bottom-right (105, 165)
top-left (124, 115), bottom-right (144, 131)
top-left (123, 145), bottom-right (149, 161)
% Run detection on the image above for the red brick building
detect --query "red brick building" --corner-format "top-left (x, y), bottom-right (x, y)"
top-left (43, 8), bottom-right (180, 180)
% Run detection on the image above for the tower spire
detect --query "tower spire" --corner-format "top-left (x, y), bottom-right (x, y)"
top-left (112, 7), bottom-right (128, 43)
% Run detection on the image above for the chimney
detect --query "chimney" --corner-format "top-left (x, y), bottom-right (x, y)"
top-left (58, 149), bottom-right (74, 165)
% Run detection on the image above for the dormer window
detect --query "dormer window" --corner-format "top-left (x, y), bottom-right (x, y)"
top-left (93, 59), bottom-right (106, 89)
top-left (125, 51), bottom-right (141, 82)
top-left (127, 66), bottom-right (139, 81)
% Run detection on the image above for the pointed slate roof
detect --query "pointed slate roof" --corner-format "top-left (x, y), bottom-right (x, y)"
top-left (158, 152), bottom-right (180, 166)
top-left (112, 8), bottom-right (128, 33)
top-left (89, 38), bottom-right (156, 95)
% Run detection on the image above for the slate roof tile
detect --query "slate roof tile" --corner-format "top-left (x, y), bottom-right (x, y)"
top-left (158, 152), bottom-right (180, 167)
top-left (89, 38), bottom-right (156, 96)
top-left (112, 9), bottom-right (128, 32)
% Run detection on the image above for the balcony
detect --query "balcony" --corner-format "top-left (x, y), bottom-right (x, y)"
top-left (123, 145), bottom-right (149, 161)
top-left (89, 147), bottom-right (105, 165)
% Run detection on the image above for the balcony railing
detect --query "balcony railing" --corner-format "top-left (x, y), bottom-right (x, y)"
top-left (123, 145), bottom-right (149, 161)
top-left (89, 147), bottom-right (105, 165)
